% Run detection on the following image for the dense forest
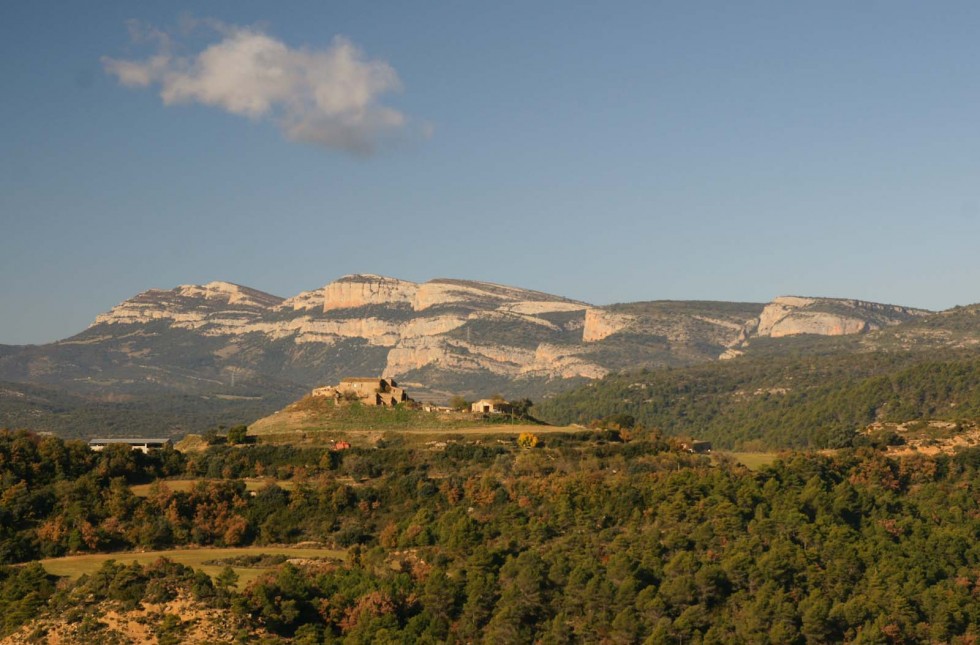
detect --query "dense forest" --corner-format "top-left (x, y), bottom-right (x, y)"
top-left (3, 429), bottom-right (980, 642)
top-left (534, 349), bottom-right (980, 449)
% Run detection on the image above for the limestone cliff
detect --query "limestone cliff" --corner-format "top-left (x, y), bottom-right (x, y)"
top-left (92, 281), bottom-right (282, 327)
top-left (87, 274), bottom-right (600, 386)
top-left (750, 296), bottom-right (930, 340)
top-left (323, 275), bottom-right (418, 311)
top-left (279, 275), bottom-right (588, 314)
top-left (21, 274), bottom-right (936, 405)
top-left (382, 336), bottom-right (606, 380)
top-left (582, 309), bottom-right (634, 342)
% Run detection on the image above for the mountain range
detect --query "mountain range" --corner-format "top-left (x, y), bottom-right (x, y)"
top-left (1, 273), bottom-right (973, 437)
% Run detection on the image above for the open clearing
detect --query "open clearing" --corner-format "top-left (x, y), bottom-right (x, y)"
top-left (38, 546), bottom-right (345, 588)
top-left (130, 478), bottom-right (297, 497)
top-left (391, 424), bottom-right (579, 436)
top-left (719, 451), bottom-right (781, 470)
top-left (247, 396), bottom-right (582, 443)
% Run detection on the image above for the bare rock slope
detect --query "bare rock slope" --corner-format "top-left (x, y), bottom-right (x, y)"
top-left (752, 296), bottom-right (929, 339)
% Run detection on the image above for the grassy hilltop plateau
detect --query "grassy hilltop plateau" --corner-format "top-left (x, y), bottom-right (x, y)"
top-left (4, 277), bottom-right (980, 642)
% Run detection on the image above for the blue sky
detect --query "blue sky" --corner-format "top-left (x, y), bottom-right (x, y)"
top-left (3, 1), bottom-right (980, 344)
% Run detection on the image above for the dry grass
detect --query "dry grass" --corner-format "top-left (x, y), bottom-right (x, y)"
top-left (248, 396), bottom-right (578, 440)
top-left (37, 546), bottom-right (344, 588)
top-left (129, 478), bottom-right (296, 497)
top-left (396, 424), bottom-right (576, 435)
top-left (718, 451), bottom-right (781, 470)
top-left (174, 434), bottom-right (209, 452)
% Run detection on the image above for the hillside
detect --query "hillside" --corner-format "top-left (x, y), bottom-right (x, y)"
top-left (246, 395), bottom-right (559, 448)
top-left (4, 429), bottom-right (980, 642)
top-left (0, 273), bottom-right (944, 438)
top-left (0, 379), bottom-right (303, 438)
top-left (535, 347), bottom-right (980, 449)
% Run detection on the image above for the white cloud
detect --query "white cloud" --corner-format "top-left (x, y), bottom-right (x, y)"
top-left (103, 21), bottom-right (424, 154)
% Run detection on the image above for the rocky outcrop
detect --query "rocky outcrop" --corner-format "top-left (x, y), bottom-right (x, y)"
top-left (279, 275), bottom-right (587, 314)
top-left (414, 281), bottom-right (492, 311)
top-left (765, 312), bottom-right (872, 338)
top-left (323, 275), bottom-right (418, 311)
top-left (718, 348), bottom-right (744, 360)
top-left (382, 337), bottom-right (606, 380)
top-left (279, 275), bottom-right (416, 312)
top-left (582, 309), bottom-right (634, 342)
top-left (414, 279), bottom-right (585, 312)
top-left (524, 343), bottom-right (608, 379)
top-left (92, 281), bottom-right (281, 327)
top-left (383, 337), bottom-right (530, 377)
top-left (750, 296), bottom-right (930, 340)
top-left (173, 281), bottom-right (283, 308)
top-left (496, 301), bottom-right (589, 316)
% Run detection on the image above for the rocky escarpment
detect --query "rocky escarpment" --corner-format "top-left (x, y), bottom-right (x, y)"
top-left (382, 337), bottom-right (608, 381)
top-left (279, 275), bottom-right (590, 314)
top-left (750, 296), bottom-right (930, 339)
top-left (582, 309), bottom-right (634, 342)
top-left (78, 278), bottom-right (937, 384)
top-left (3, 274), bottom-right (943, 407)
top-left (92, 281), bottom-right (283, 327)
top-left (713, 296), bottom-right (933, 359)
top-left (282, 274), bottom-right (417, 311)
top-left (82, 274), bottom-right (603, 390)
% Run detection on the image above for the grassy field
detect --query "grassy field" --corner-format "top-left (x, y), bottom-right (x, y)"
top-left (37, 546), bottom-right (345, 588)
top-left (396, 424), bottom-right (578, 435)
top-left (249, 397), bottom-right (575, 435)
top-left (719, 451), bottom-right (781, 470)
top-left (244, 397), bottom-right (584, 447)
top-left (130, 478), bottom-right (297, 497)
top-left (249, 397), bottom-right (482, 434)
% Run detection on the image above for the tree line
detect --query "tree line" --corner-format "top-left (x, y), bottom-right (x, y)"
top-left (534, 350), bottom-right (980, 449)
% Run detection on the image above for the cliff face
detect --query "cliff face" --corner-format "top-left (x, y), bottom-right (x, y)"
top-left (92, 281), bottom-right (283, 327)
top-left (64, 274), bottom-right (603, 397)
top-left (582, 309), bottom-right (633, 342)
top-left (0, 275), bottom-right (938, 404)
top-left (751, 296), bottom-right (930, 340)
top-left (322, 275), bottom-right (417, 311)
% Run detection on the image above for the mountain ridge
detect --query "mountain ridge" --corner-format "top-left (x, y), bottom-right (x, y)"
top-left (0, 273), bottom-right (965, 437)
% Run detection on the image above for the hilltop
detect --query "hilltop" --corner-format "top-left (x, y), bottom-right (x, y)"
top-left (246, 395), bottom-right (560, 448)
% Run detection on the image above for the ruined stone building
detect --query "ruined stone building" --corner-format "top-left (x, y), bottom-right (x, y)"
top-left (312, 377), bottom-right (410, 407)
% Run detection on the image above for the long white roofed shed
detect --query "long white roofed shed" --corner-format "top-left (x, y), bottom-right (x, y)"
top-left (89, 438), bottom-right (172, 453)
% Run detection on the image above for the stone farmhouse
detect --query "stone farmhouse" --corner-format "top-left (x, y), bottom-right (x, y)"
top-left (471, 399), bottom-right (514, 414)
top-left (312, 377), bottom-right (410, 407)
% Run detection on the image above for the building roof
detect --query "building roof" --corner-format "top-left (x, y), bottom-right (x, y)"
top-left (89, 438), bottom-right (171, 444)
top-left (340, 377), bottom-right (385, 383)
